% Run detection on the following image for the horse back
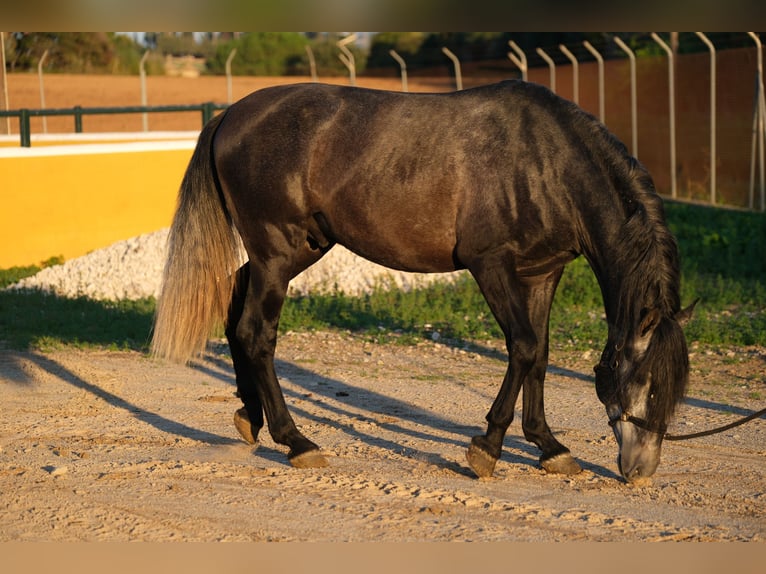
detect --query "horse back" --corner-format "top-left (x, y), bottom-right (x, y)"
top-left (213, 81), bottom-right (618, 274)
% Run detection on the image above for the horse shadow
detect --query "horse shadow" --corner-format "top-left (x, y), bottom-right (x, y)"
top-left (12, 351), bottom-right (238, 446)
top-left (195, 344), bottom-right (620, 479)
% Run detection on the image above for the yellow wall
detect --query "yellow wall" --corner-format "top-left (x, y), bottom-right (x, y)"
top-left (1, 141), bottom-right (195, 268)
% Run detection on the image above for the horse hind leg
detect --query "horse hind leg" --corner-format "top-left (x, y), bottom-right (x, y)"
top-left (226, 264), bottom-right (264, 447)
top-left (234, 240), bottom-right (329, 469)
top-left (221, 211), bottom-right (332, 452)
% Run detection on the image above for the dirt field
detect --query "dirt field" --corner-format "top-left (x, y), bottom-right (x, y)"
top-left (0, 332), bottom-right (763, 542)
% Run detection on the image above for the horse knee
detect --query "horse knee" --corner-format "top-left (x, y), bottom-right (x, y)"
top-left (510, 335), bottom-right (538, 370)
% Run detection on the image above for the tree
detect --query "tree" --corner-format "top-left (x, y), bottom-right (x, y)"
top-left (205, 32), bottom-right (365, 77)
top-left (8, 32), bottom-right (143, 74)
top-left (366, 32), bottom-right (427, 70)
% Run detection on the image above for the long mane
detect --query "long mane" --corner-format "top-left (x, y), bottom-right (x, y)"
top-left (570, 103), bottom-right (688, 425)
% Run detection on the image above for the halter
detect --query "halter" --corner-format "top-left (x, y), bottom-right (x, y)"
top-left (595, 343), bottom-right (668, 436)
top-left (608, 410), bottom-right (667, 435)
top-left (596, 344), bottom-right (765, 440)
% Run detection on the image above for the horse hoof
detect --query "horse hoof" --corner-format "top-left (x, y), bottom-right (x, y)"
top-left (540, 452), bottom-right (582, 475)
top-left (465, 443), bottom-right (498, 478)
top-left (289, 449), bottom-right (329, 469)
top-left (233, 408), bottom-right (259, 447)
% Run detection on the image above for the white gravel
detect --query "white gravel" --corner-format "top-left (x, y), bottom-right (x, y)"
top-left (7, 228), bottom-right (465, 301)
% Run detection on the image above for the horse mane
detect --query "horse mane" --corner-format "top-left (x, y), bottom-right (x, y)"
top-left (564, 99), bottom-right (682, 324)
top-left (567, 99), bottom-right (689, 423)
top-left (521, 80), bottom-right (682, 323)
top-left (615, 161), bottom-right (682, 319)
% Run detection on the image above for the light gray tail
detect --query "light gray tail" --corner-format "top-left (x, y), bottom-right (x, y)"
top-left (151, 113), bottom-right (241, 363)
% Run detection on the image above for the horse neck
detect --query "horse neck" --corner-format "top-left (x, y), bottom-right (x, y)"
top-left (582, 183), bottom-right (681, 340)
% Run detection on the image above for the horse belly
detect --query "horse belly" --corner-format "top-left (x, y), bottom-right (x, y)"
top-left (321, 200), bottom-right (460, 273)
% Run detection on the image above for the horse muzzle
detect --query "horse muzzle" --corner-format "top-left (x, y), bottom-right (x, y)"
top-left (610, 415), bottom-right (663, 483)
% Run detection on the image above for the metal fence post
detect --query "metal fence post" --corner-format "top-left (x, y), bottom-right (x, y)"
top-left (139, 50), bottom-right (150, 132)
top-left (337, 34), bottom-right (357, 87)
top-left (389, 50), bottom-right (408, 92)
top-left (1, 31), bottom-right (10, 135)
top-left (583, 41), bottom-right (605, 123)
top-left (441, 47), bottom-right (462, 91)
top-left (19, 109), bottom-right (30, 147)
top-left (614, 36), bottom-right (638, 158)
top-left (651, 32), bottom-right (678, 199)
top-left (202, 102), bottom-right (215, 126)
top-left (74, 105), bottom-right (83, 133)
top-left (559, 44), bottom-right (579, 104)
top-left (225, 48), bottom-right (237, 104)
top-left (536, 47), bottom-right (556, 93)
top-left (748, 32), bottom-right (765, 211)
top-left (695, 32), bottom-right (716, 205)
top-left (38, 49), bottom-right (49, 134)
top-left (305, 45), bottom-right (317, 82)
top-left (508, 41), bottom-right (527, 81)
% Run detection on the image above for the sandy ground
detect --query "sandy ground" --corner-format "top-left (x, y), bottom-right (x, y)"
top-left (0, 332), bottom-right (763, 542)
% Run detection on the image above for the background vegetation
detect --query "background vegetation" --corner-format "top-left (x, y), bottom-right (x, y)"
top-left (0, 201), bottom-right (763, 353)
top-left (4, 32), bottom-right (758, 77)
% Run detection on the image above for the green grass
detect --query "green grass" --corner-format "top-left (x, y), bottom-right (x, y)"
top-left (0, 201), bottom-right (764, 353)
top-left (0, 291), bottom-right (154, 351)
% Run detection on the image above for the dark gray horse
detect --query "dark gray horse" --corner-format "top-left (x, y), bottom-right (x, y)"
top-left (152, 81), bottom-right (695, 483)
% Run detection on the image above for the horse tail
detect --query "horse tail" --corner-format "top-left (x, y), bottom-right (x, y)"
top-left (151, 112), bottom-right (241, 363)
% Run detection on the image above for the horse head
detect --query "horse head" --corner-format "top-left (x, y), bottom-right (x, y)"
top-left (595, 300), bottom-right (697, 483)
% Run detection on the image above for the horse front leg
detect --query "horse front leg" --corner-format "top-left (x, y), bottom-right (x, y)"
top-left (465, 256), bottom-right (533, 478)
top-left (521, 361), bottom-right (582, 475)
top-left (466, 262), bottom-right (579, 477)
top-left (520, 267), bottom-right (581, 475)
top-left (466, 350), bottom-right (527, 478)
top-left (235, 261), bottom-right (328, 469)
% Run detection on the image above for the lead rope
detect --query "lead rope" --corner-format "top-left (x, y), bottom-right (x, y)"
top-left (664, 407), bottom-right (766, 441)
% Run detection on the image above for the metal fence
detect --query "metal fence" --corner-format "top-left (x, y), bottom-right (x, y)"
top-left (0, 102), bottom-right (227, 147)
top-left (2, 32), bottom-right (765, 211)
top-left (474, 35), bottom-right (765, 211)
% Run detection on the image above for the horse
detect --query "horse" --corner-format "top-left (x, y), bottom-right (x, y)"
top-left (151, 80), bottom-right (696, 483)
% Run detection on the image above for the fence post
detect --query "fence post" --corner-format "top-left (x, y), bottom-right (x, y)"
top-left (508, 41), bottom-right (527, 81)
top-left (38, 49), bottom-right (49, 134)
top-left (337, 34), bottom-right (357, 87)
top-left (695, 32), bottom-right (716, 205)
top-left (1, 32), bottom-right (9, 135)
top-left (747, 32), bottom-right (765, 211)
top-left (583, 41), bottom-right (605, 123)
top-left (651, 32), bottom-right (678, 199)
top-left (139, 50), bottom-right (150, 132)
top-left (305, 45), bottom-right (317, 82)
top-left (225, 48), bottom-right (237, 104)
top-left (19, 109), bottom-right (31, 147)
top-left (201, 102), bottom-right (215, 126)
top-left (74, 105), bottom-right (83, 133)
top-left (389, 49), bottom-right (408, 92)
top-left (614, 36), bottom-right (638, 158)
top-left (536, 47), bottom-right (556, 93)
top-left (441, 47), bottom-right (462, 91)
top-left (559, 44), bottom-right (579, 104)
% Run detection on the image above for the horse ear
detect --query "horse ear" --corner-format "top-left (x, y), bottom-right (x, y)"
top-left (675, 298), bottom-right (699, 328)
top-left (638, 307), bottom-right (662, 338)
